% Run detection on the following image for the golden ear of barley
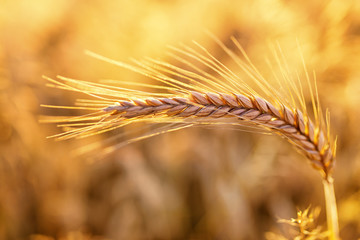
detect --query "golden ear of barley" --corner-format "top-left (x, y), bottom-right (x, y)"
top-left (42, 36), bottom-right (339, 239)
top-left (42, 38), bottom-right (336, 180)
top-left (102, 91), bottom-right (333, 179)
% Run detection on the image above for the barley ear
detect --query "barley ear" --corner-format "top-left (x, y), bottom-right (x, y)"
top-left (43, 39), bottom-right (340, 239)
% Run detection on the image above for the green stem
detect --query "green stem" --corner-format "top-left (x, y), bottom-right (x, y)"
top-left (323, 177), bottom-right (339, 240)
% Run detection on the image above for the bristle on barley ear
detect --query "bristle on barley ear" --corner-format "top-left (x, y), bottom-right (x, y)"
top-left (42, 37), bottom-right (336, 180)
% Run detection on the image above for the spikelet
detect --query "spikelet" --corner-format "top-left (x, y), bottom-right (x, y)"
top-left (266, 206), bottom-right (328, 240)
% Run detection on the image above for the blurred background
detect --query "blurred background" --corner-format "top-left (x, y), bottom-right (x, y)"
top-left (1, 0), bottom-right (360, 239)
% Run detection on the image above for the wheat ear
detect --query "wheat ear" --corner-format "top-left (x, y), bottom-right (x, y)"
top-left (43, 38), bottom-right (339, 239)
top-left (102, 91), bottom-right (334, 179)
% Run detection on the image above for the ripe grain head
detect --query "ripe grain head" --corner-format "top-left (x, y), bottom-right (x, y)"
top-left (42, 37), bottom-right (336, 180)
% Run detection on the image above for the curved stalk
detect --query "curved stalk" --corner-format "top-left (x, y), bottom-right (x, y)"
top-left (323, 177), bottom-right (339, 240)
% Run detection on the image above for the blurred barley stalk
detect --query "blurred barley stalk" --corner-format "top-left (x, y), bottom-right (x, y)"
top-left (1, 0), bottom-right (360, 239)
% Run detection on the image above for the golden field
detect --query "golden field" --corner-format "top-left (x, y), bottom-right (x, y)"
top-left (1, 0), bottom-right (360, 239)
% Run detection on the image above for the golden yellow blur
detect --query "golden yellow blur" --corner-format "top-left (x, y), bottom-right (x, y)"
top-left (1, 0), bottom-right (360, 239)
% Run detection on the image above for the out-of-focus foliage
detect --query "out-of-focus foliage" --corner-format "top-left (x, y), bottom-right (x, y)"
top-left (266, 207), bottom-right (328, 240)
top-left (1, 0), bottom-right (360, 239)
